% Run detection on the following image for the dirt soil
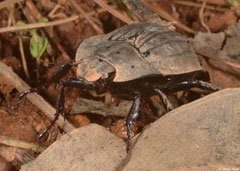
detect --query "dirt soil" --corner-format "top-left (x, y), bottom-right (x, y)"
top-left (0, 0), bottom-right (239, 170)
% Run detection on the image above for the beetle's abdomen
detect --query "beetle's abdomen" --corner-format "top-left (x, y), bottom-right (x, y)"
top-left (107, 22), bottom-right (202, 75)
top-left (135, 29), bottom-right (202, 75)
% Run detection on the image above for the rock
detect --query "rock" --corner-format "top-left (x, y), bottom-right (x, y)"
top-left (193, 22), bottom-right (240, 65)
top-left (193, 32), bottom-right (225, 55)
top-left (21, 124), bottom-right (126, 171)
top-left (71, 97), bottom-right (132, 117)
top-left (193, 22), bottom-right (240, 88)
top-left (118, 88), bottom-right (240, 170)
top-left (223, 22), bottom-right (240, 62)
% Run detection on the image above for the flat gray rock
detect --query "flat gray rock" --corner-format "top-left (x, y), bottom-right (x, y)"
top-left (119, 88), bottom-right (240, 170)
top-left (71, 97), bottom-right (132, 117)
top-left (193, 22), bottom-right (240, 67)
top-left (21, 124), bottom-right (126, 171)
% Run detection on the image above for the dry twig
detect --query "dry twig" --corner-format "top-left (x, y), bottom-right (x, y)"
top-left (93, 0), bottom-right (134, 24)
top-left (173, 1), bottom-right (228, 12)
top-left (0, 15), bottom-right (80, 33)
top-left (0, 135), bottom-right (45, 153)
top-left (198, 0), bottom-right (227, 6)
top-left (0, 0), bottom-right (24, 9)
top-left (196, 50), bottom-right (240, 69)
top-left (7, 5), bottom-right (30, 79)
top-left (199, 1), bottom-right (211, 32)
top-left (141, 0), bottom-right (195, 34)
top-left (17, 33), bottom-right (30, 78)
top-left (69, 0), bottom-right (103, 34)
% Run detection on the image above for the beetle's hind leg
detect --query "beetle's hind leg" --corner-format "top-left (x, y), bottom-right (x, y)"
top-left (153, 88), bottom-right (174, 112)
top-left (125, 92), bottom-right (141, 151)
top-left (162, 80), bottom-right (220, 92)
top-left (19, 62), bottom-right (74, 99)
top-left (119, 88), bottom-right (173, 151)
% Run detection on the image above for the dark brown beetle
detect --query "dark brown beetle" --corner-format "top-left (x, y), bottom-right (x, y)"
top-left (20, 22), bottom-right (219, 151)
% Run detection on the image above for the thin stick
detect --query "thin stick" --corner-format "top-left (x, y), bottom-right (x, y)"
top-left (17, 34), bottom-right (30, 79)
top-left (0, 0), bottom-right (24, 9)
top-left (0, 61), bottom-right (76, 133)
top-left (196, 50), bottom-right (240, 69)
top-left (93, 0), bottom-right (134, 24)
top-left (0, 15), bottom-right (80, 33)
top-left (142, 0), bottom-right (195, 35)
top-left (7, 5), bottom-right (30, 79)
top-left (198, 0), bottom-right (227, 6)
top-left (199, 1), bottom-right (211, 32)
top-left (69, 0), bottom-right (103, 34)
top-left (0, 135), bottom-right (45, 153)
top-left (173, 1), bottom-right (228, 12)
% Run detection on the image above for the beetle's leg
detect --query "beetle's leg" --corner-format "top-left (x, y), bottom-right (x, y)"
top-left (38, 83), bottom-right (65, 139)
top-left (47, 62), bottom-right (70, 68)
top-left (126, 92), bottom-right (141, 151)
top-left (153, 88), bottom-right (174, 112)
top-left (162, 80), bottom-right (220, 92)
top-left (38, 78), bottom-right (95, 139)
top-left (135, 86), bottom-right (174, 112)
top-left (19, 62), bottom-right (74, 99)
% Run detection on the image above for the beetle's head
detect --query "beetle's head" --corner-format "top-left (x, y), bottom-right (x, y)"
top-left (76, 56), bottom-right (115, 84)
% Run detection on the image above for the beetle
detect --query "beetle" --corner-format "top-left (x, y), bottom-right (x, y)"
top-left (19, 22), bottom-right (219, 151)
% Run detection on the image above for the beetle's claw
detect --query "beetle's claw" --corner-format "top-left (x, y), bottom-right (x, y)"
top-left (18, 86), bottom-right (46, 101)
top-left (18, 89), bottom-right (31, 100)
top-left (63, 113), bottom-right (66, 121)
top-left (166, 103), bottom-right (174, 112)
top-left (126, 121), bottom-right (133, 152)
top-left (37, 128), bottom-right (48, 140)
top-left (120, 122), bottom-right (126, 132)
top-left (121, 119), bottom-right (136, 133)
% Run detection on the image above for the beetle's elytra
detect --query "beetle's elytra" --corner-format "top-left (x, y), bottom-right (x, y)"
top-left (20, 22), bottom-right (219, 151)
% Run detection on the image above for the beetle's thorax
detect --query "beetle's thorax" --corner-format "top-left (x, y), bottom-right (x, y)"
top-left (76, 55), bottom-right (115, 83)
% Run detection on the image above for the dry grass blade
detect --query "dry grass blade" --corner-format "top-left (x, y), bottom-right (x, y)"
top-left (198, 0), bottom-right (227, 5)
top-left (199, 1), bottom-right (211, 32)
top-left (93, 0), bottom-right (134, 24)
top-left (141, 0), bottom-right (195, 34)
top-left (173, 1), bottom-right (228, 12)
top-left (196, 50), bottom-right (240, 69)
top-left (0, 0), bottom-right (24, 9)
top-left (0, 15), bottom-right (79, 33)
top-left (0, 135), bottom-right (45, 153)
top-left (7, 5), bottom-right (30, 79)
top-left (70, 0), bottom-right (103, 34)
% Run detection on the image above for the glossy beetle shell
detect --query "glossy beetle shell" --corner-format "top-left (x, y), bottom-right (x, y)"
top-left (75, 22), bottom-right (202, 82)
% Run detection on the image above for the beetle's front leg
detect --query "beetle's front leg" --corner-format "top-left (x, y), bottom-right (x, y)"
top-left (126, 92), bottom-right (141, 151)
top-left (19, 62), bottom-right (74, 99)
top-left (38, 78), bottom-right (95, 139)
